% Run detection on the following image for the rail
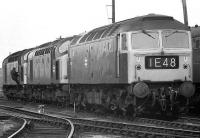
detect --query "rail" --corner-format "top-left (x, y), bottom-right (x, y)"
top-left (46, 114), bottom-right (74, 138)
top-left (8, 118), bottom-right (28, 138)
top-left (63, 117), bottom-right (74, 138)
top-left (0, 105), bottom-right (75, 138)
top-left (2, 104), bottom-right (199, 137)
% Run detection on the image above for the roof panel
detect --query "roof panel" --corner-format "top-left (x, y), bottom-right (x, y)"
top-left (86, 31), bottom-right (97, 41)
top-left (76, 14), bottom-right (189, 45)
top-left (71, 35), bottom-right (82, 45)
top-left (101, 26), bottom-right (113, 38)
top-left (93, 29), bottom-right (107, 40)
top-left (79, 32), bottom-right (92, 43)
top-left (108, 25), bottom-right (120, 36)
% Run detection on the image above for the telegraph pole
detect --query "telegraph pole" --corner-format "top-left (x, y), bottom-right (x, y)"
top-left (112, 0), bottom-right (115, 23)
top-left (182, 0), bottom-right (188, 26)
top-left (106, 0), bottom-right (115, 23)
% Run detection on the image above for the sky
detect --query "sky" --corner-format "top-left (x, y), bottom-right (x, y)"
top-left (0, 0), bottom-right (199, 67)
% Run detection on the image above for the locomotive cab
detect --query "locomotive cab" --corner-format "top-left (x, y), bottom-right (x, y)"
top-left (118, 29), bottom-right (194, 112)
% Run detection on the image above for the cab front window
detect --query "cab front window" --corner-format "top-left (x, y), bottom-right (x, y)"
top-left (131, 31), bottom-right (159, 49)
top-left (162, 30), bottom-right (189, 48)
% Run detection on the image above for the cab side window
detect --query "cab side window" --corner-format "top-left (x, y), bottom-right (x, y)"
top-left (121, 34), bottom-right (127, 50)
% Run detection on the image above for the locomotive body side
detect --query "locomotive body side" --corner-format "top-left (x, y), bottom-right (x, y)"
top-left (32, 47), bottom-right (53, 84)
top-left (2, 49), bottom-right (31, 99)
top-left (24, 38), bottom-right (72, 103)
top-left (70, 36), bottom-right (121, 84)
top-left (55, 39), bottom-right (73, 84)
top-left (3, 50), bottom-right (30, 86)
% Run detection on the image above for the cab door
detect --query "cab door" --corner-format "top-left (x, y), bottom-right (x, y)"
top-left (118, 33), bottom-right (129, 83)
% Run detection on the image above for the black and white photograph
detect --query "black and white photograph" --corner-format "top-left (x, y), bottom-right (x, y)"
top-left (0, 0), bottom-right (200, 137)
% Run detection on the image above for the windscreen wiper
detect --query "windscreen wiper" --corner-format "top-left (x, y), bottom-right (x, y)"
top-left (165, 30), bottom-right (179, 38)
top-left (142, 30), bottom-right (155, 39)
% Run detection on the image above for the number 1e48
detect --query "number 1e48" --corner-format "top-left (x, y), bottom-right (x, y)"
top-left (145, 56), bottom-right (179, 69)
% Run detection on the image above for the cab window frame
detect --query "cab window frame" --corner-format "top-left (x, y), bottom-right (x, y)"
top-left (194, 38), bottom-right (200, 49)
top-left (121, 33), bottom-right (128, 51)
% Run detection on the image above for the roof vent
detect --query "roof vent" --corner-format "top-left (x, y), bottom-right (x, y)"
top-left (142, 16), bottom-right (173, 21)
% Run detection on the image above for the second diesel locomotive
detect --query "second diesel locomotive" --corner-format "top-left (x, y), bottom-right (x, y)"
top-left (190, 25), bottom-right (200, 111)
top-left (2, 14), bottom-right (196, 116)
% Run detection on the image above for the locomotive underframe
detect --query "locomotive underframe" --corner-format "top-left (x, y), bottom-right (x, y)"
top-left (2, 80), bottom-right (191, 116)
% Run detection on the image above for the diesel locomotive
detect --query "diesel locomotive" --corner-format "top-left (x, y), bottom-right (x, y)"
top-left (2, 14), bottom-right (198, 116)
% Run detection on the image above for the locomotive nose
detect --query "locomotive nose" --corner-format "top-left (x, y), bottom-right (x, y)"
top-left (133, 82), bottom-right (150, 98)
top-left (179, 82), bottom-right (195, 98)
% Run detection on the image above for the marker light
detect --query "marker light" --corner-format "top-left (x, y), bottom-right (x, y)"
top-left (183, 64), bottom-right (188, 69)
top-left (136, 64), bottom-right (141, 70)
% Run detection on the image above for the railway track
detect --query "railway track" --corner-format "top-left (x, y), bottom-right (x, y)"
top-left (0, 106), bottom-right (74, 138)
top-left (0, 105), bottom-right (199, 138)
top-left (71, 117), bottom-right (200, 138)
top-left (0, 115), bottom-right (28, 138)
top-left (177, 116), bottom-right (200, 126)
top-left (26, 124), bottom-right (68, 138)
top-left (23, 118), bottom-right (72, 138)
top-left (134, 117), bottom-right (200, 131)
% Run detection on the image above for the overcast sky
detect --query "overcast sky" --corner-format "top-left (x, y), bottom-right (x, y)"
top-left (0, 0), bottom-right (199, 67)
